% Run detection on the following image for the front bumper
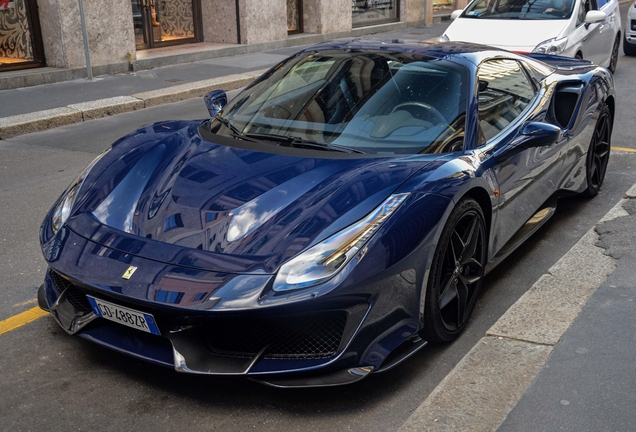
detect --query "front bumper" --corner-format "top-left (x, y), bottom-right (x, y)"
top-left (39, 226), bottom-right (426, 386)
top-left (626, 17), bottom-right (636, 45)
top-left (40, 268), bottom-right (371, 378)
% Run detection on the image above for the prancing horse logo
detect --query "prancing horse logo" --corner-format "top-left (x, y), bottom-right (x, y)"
top-left (122, 266), bottom-right (137, 279)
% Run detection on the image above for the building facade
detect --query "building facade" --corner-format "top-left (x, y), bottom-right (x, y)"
top-left (0, 0), bottom-right (431, 74)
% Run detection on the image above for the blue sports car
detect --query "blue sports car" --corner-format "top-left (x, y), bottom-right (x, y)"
top-left (39, 40), bottom-right (615, 387)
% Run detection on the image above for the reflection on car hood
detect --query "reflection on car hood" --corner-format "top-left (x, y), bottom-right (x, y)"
top-left (69, 120), bottom-right (434, 273)
top-left (446, 18), bottom-right (569, 51)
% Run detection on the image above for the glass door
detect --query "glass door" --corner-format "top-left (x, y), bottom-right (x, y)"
top-left (132, 0), bottom-right (202, 50)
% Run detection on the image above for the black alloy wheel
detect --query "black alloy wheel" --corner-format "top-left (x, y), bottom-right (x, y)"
top-left (608, 35), bottom-right (620, 73)
top-left (421, 198), bottom-right (487, 343)
top-left (583, 104), bottom-right (612, 197)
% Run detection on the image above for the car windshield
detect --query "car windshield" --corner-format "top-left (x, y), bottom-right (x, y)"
top-left (462, 0), bottom-right (575, 19)
top-left (212, 50), bottom-right (469, 155)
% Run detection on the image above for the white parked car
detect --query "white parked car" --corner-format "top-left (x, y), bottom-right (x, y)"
top-left (624, 1), bottom-right (636, 55)
top-left (440, 0), bottom-right (622, 72)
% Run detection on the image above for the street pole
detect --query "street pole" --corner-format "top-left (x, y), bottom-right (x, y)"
top-left (235, 0), bottom-right (241, 44)
top-left (77, 0), bottom-right (93, 80)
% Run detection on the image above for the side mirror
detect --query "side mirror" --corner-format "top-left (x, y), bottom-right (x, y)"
top-left (494, 122), bottom-right (562, 160)
top-left (451, 9), bottom-right (463, 20)
top-left (519, 121), bottom-right (562, 148)
top-left (204, 90), bottom-right (227, 117)
top-left (585, 10), bottom-right (606, 24)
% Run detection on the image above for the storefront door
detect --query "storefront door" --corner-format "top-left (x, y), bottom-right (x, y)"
top-left (0, 0), bottom-right (45, 72)
top-left (132, 0), bottom-right (202, 50)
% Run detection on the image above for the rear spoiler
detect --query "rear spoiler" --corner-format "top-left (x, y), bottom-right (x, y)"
top-left (523, 53), bottom-right (594, 70)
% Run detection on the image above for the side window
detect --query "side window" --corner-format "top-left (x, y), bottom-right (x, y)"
top-left (577, 0), bottom-right (587, 25)
top-left (597, 0), bottom-right (607, 8)
top-left (477, 59), bottom-right (535, 143)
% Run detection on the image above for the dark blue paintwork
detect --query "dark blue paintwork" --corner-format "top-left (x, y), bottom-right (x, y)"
top-left (39, 40), bottom-right (616, 385)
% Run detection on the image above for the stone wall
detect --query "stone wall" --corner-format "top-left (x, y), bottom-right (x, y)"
top-left (403, 0), bottom-right (425, 22)
top-left (238, 0), bottom-right (287, 44)
top-left (38, 0), bottom-right (135, 69)
top-left (304, 0), bottom-right (351, 34)
top-left (201, 0), bottom-right (239, 44)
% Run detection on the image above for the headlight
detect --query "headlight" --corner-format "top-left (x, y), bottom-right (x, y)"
top-left (437, 34), bottom-right (450, 43)
top-left (273, 193), bottom-right (409, 292)
top-left (51, 149), bottom-right (109, 234)
top-left (532, 37), bottom-right (568, 55)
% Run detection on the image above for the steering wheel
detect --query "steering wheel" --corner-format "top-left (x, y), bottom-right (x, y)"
top-left (391, 102), bottom-right (447, 125)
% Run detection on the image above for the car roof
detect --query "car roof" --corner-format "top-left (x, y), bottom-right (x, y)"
top-left (298, 38), bottom-right (517, 66)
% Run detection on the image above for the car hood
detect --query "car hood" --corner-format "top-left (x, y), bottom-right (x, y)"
top-left (446, 18), bottom-right (569, 51)
top-left (67, 121), bottom-right (435, 274)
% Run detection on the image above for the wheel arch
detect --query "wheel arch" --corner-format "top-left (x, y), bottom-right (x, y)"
top-left (456, 187), bottom-right (493, 248)
top-left (605, 94), bottom-right (615, 128)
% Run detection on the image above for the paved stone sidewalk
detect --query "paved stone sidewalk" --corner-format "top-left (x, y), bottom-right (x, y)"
top-left (398, 184), bottom-right (636, 431)
top-left (498, 188), bottom-right (636, 432)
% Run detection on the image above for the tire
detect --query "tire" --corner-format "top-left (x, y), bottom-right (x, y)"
top-left (582, 104), bottom-right (612, 198)
top-left (608, 35), bottom-right (620, 73)
top-left (420, 197), bottom-right (487, 343)
top-left (624, 34), bottom-right (636, 56)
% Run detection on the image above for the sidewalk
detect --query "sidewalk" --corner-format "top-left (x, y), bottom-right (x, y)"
top-left (498, 190), bottom-right (636, 431)
top-left (398, 183), bottom-right (636, 431)
top-left (0, 23), bottom-right (449, 139)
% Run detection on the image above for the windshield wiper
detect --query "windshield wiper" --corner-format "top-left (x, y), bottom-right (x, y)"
top-left (243, 132), bottom-right (366, 154)
top-left (213, 116), bottom-right (260, 142)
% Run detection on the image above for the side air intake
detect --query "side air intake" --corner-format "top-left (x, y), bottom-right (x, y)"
top-left (552, 83), bottom-right (583, 129)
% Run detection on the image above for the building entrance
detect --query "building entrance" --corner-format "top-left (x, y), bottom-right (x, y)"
top-left (132, 0), bottom-right (202, 50)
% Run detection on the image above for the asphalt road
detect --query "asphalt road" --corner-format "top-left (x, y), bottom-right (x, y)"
top-left (2, 16), bottom-right (636, 432)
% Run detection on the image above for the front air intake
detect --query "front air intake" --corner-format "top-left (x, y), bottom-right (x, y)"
top-left (198, 310), bottom-right (348, 360)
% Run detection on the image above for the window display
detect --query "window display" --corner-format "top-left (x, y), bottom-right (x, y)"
top-left (0, 0), bottom-right (44, 71)
top-left (132, 0), bottom-right (201, 50)
top-left (352, 0), bottom-right (398, 27)
top-left (433, 0), bottom-right (456, 13)
top-left (287, 0), bottom-right (302, 34)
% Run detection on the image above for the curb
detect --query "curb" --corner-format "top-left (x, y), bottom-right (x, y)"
top-left (399, 182), bottom-right (636, 431)
top-left (0, 69), bottom-right (267, 140)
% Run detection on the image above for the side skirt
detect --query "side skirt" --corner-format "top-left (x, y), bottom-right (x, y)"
top-left (485, 197), bottom-right (558, 275)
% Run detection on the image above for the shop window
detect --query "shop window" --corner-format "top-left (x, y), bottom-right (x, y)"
top-left (0, 0), bottom-right (44, 72)
top-left (433, 0), bottom-right (456, 13)
top-left (352, 0), bottom-right (399, 27)
top-left (287, 0), bottom-right (303, 34)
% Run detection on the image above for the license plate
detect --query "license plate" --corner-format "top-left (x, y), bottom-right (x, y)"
top-left (87, 296), bottom-right (160, 335)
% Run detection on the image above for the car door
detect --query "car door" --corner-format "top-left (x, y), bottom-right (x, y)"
top-left (595, 0), bottom-right (620, 65)
top-left (581, 0), bottom-right (615, 64)
top-left (475, 59), bottom-right (567, 253)
top-left (568, 0), bottom-right (592, 57)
